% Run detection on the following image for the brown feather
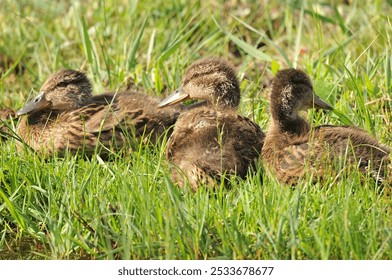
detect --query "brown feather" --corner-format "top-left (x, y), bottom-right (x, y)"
top-left (162, 58), bottom-right (265, 190)
top-left (16, 70), bottom-right (182, 156)
top-left (262, 68), bottom-right (391, 185)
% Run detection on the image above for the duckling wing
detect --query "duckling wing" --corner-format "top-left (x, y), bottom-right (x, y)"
top-left (281, 141), bottom-right (317, 169)
top-left (279, 127), bottom-right (372, 175)
top-left (93, 91), bottom-right (180, 141)
top-left (165, 111), bottom-right (215, 160)
top-left (77, 103), bottom-right (143, 134)
top-left (315, 125), bottom-right (391, 181)
top-left (226, 114), bottom-right (265, 175)
top-left (167, 110), bottom-right (264, 184)
top-left (274, 138), bottom-right (328, 184)
top-left (232, 115), bottom-right (265, 152)
top-left (315, 125), bottom-right (390, 154)
top-left (278, 126), bottom-right (391, 184)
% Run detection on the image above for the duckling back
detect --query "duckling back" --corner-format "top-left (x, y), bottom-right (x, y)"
top-left (263, 124), bottom-right (391, 185)
top-left (166, 106), bottom-right (264, 190)
top-left (16, 102), bottom-right (133, 156)
top-left (314, 125), bottom-right (390, 183)
top-left (93, 90), bottom-right (182, 144)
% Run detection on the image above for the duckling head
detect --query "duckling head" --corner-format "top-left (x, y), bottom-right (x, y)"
top-left (158, 57), bottom-right (240, 110)
top-left (17, 69), bottom-right (93, 116)
top-left (270, 68), bottom-right (333, 122)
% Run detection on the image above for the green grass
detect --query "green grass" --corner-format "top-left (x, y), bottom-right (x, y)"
top-left (0, 0), bottom-right (391, 259)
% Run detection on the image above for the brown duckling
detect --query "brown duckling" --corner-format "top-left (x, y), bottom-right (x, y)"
top-left (16, 69), bottom-right (181, 156)
top-left (158, 58), bottom-right (265, 190)
top-left (262, 68), bottom-right (391, 185)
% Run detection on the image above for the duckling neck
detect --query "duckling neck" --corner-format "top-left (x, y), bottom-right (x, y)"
top-left (25, 110), bottom-right (59, 125)
top-left (207, 99), bottom-right (238, 111)
top-left (272, 109), bottom-right (310, 136)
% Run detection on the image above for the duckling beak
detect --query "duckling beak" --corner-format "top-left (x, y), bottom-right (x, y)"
top-left (313, 94), bottom-right (333, 110)
top-left (16, 92), bottom-right (51, 116)
top-left (158, 86), bottom-right (190, 108)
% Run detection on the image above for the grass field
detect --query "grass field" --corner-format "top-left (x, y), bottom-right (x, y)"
top-left (0, 0), bottom-right (391, 259)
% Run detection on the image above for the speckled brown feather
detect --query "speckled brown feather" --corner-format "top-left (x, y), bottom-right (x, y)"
top-left (167, 107), bottom-right (264, 190)
top-left (16, 70), bottom-right (182, 156)
top-left (17, 102), bottom-right (135, 155)
top-left (262, 68), bottom-right (391, 185)
top-left (163, 58), bottom-right (265, 190)
top-left (181, 57), bottom-right (241, 109)
top-left (93, 91), bottom-right (182, 143)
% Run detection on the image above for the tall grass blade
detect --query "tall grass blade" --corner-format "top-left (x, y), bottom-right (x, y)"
top-left (231, 15), bottom-right (291, 66)
top-left (213, 17), bottom-right (272, 62)
top-left (127, 16), bottom-right (148, 71)
top-left (0, 187), bottom-right (26, 230)
top-left (0, 50), bottom-right (25, 82)
top-left (77, 15), bottom-right (100, 77)
top-left (157, 22), bottom-right (201, 63)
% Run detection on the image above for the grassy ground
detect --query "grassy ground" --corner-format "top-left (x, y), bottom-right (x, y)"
top-left (0, 0), bottom-right (391, 259)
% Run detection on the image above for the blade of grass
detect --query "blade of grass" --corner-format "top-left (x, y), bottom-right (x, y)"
top-left (127, 16), bottom-right (149, 71)
top-left (0, 50), bottom-right (26, 82)
top-left (78, 15), bottom-right (100, 78)
top-left (386, 49), bottom-right (391, 95)
top-left (303, 8), bottom-right (336, 25)
top-left (331, 108), bottom-right (354, 126)
top-left (0, 186), bottom-right (27, 230)
top-left (231, 14), bottom-right (291, 66)
top-left (293, 3), bottom-right (305, 68)
top-left (213, 17), bottom-right (272, 62)
top-left (157, 21), bottom-right (202, 63)
top-left (146, 29), bottom-right (156, 69)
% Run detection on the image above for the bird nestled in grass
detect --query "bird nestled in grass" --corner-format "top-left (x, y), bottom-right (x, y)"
top-left (261, 68), bottom-right (391, 185)
top-left (158, 57), bottom-right (265, 191)
top-left (16, 69), bottom-right (182, 156)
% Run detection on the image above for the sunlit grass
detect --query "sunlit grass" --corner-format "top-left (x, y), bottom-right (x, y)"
top-left (0, 0), bottom-right (391, 259)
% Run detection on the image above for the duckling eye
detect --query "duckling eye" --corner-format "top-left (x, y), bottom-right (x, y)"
top-left (57, 81), bottom-right (69, 88)
top-left (183, 73), bottom-right (200, 85)
top-left (191, 72), bottom-right (202, 79)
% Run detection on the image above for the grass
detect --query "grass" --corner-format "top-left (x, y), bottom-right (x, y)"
top-left (0, 0), bottom-right (391, 259)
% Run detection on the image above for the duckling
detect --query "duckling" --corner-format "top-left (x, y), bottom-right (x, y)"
top-left (262, 68), bottom-right (391, 185)
top-left (16, 69), bottom-right (181, 156)
top-left (158, 58), bottom-right (265, 190)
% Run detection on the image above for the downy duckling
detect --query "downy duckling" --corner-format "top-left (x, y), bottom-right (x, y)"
top-left (262, 68), bottom-right (391, 185)
top-left (16, 69), bottom-right (181, 156)
top-left (158, 57), bottom-right (265, 191)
